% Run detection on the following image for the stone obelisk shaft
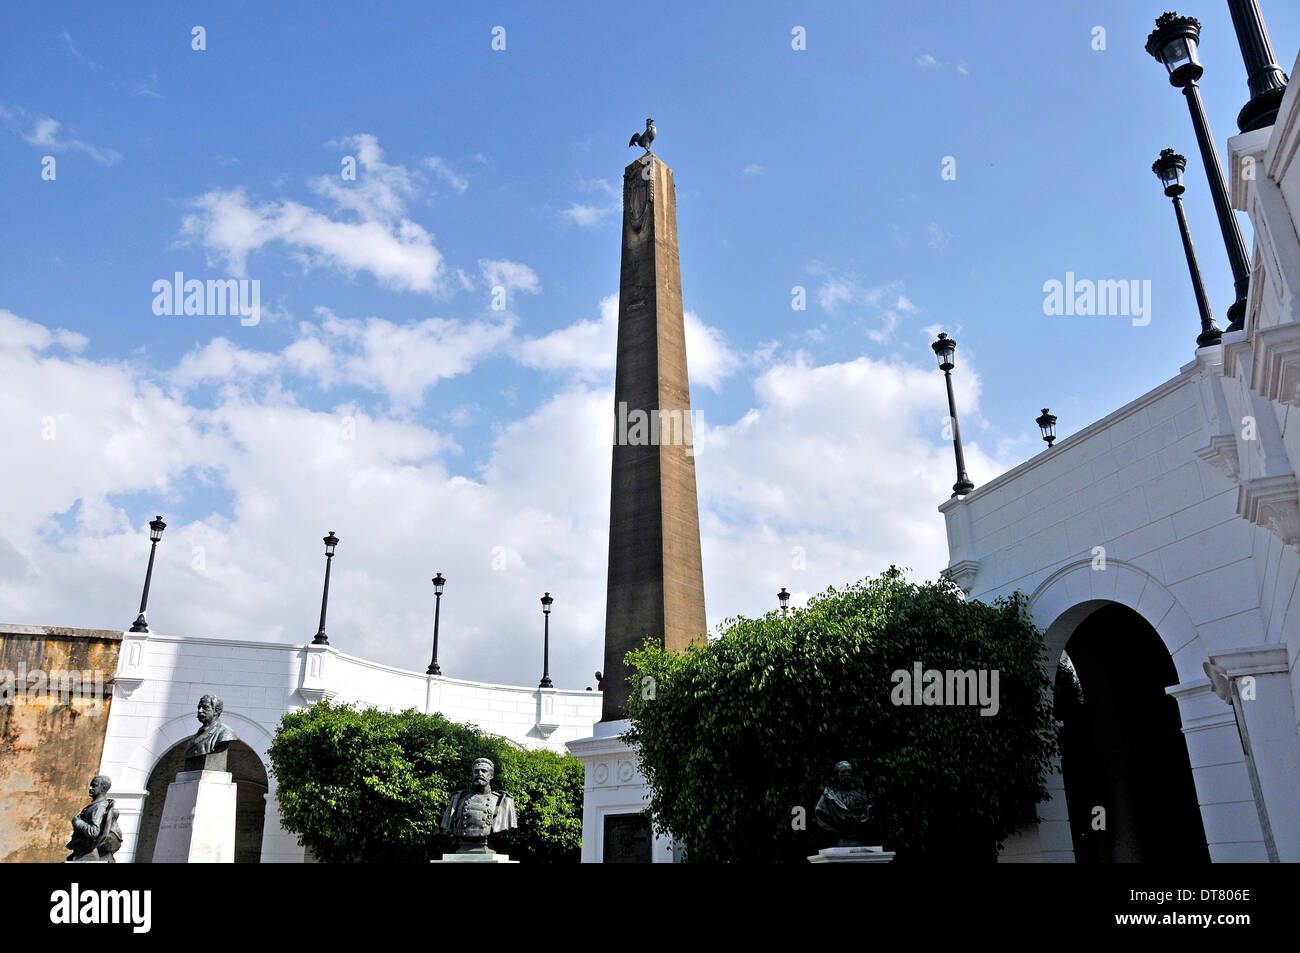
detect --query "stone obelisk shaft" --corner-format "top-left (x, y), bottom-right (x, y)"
top-left (602, 153), bottom-right (707, 721)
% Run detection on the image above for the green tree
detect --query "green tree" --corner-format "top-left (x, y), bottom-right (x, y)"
top-left (624, 569), bottom-right (1058, 862)
top-left (267, 699), bottom-right (583, 862)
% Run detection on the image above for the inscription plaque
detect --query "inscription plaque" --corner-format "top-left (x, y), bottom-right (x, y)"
top-left (603, 813), bottom-right (652, 863)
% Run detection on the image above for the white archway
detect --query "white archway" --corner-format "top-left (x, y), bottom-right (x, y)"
top-left (1005, 558), bottom-right (1259, 863)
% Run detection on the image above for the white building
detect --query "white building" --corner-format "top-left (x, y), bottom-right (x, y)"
top-left (100, 631), bottom-right (600, 862)
top-left (940, 52), bottom-right (1300, 863)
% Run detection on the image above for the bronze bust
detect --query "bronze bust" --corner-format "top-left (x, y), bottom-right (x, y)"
top-left (184, 693), bottom-right (237, 771)
top-left (66, 775), bottom-right (123, 862)
top-left (815, 760), bottom-right (873, 847)
top-left (440, 758), bottom-right (517, 853)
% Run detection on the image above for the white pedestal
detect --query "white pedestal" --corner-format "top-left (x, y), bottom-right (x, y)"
top-left (565, 719), bottom-right (675, 863)
top-left (151, 769), bottom-right (237, 863)
top-left (808, 845), bottom-right (895, 863)
top-left (432, 853), bottom-right (517, 863)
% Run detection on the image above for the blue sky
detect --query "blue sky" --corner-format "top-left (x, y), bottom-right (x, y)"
top-left (3, 1), bottom-right (1297, 688)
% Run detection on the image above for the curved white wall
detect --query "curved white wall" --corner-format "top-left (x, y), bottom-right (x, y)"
top-left (100, 632), bottom-right (601, 862)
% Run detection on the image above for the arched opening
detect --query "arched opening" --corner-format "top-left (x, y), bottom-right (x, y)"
top-left (134, 739), bottom-right (268, 863)
top-left (1054, 603), bottom-right (1208, 863)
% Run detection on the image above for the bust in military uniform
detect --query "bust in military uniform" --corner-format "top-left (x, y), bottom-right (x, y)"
top-left (441, 758), bottom-right (517, 853)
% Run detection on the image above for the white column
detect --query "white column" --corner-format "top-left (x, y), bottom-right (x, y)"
top-left (258, 794), bottom-right (308, 863)
top-left (1169, 678), bottom-right (1269, 862)
top-left (1206, 647), bottom-right (1300, 861)
top-left (107, 788), bottom-right (149, 864)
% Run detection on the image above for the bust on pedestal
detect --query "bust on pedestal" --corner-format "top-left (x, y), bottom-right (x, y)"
top-left (808, 761), bottom-right (895, 864)
top-left (433, 758), bottom-right (518, 863)
top-left (152, 694), bottom-right (239, 863)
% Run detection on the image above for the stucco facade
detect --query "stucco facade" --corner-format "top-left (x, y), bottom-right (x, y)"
top-left (941, 52), bottom-right (1300, 863)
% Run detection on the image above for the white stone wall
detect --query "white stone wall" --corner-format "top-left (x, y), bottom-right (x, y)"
top-left (100, 632), bottom-right (601, 862)
top-left (941, 50), bottom-right (1300, 864)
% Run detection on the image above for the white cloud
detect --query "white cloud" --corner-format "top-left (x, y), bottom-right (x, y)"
top-left (315, 308), bottom-right (516, 409)
top-left (558, 178), bottom-right (620, 227)
top-left (169, 337), bottom-right (281, 388)
top-left (180, 136), bottom-right (456, 293)
top-left (0, 103), bottom-right (121, 165)
top-left (424, 156), bottom-right (469, 194)
top-left (558, 202), bottom-right (615, 228)
top-left (167, 306), bottom-right (514, 411)
top-left (313, 134), bottom-right (422, 223)
top-left (0, 308), bottom-right (87, 353)
top-left (684, 311), bottom-right (740, 391)
top-left (695, 352), bottom-right (1007, 630)
top-left (61, 30), bottom-right (101, 71)
top-left (809, 265), bottom-right (922, 344)
top-left (181, 188), bottom-right (444, 293)
top-left (743, 164), bottom-right (765, 177)
top-left (479, 259), bottom-right (541, 296)
top-left (516, 294), bottom-right (617, 380)
top-left (916, 53), bottom-right (941, 69)
top-left (517, 295), bottom-right (738, 391)
top-left (0, 304), bottom-right (1013, 691)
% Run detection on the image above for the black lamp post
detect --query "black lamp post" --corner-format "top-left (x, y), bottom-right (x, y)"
top-left (1036, 409), bottom-right (1058, 449)
top-left (777, 587), bottom-right (791, 617)
top-left (129, 515), bottom-right (167, 632)
top-left (1146, 13), bottom-right (1252, 333)
top-left (311, 531), bottom-right (339, 646)
top-left (1153, 148), bottom-right (1224, 348)
top-left (1226, 0), bottom-right (1289, 132)
top-left (931, 333), bottom-right (975, 497)
top-left (426, 572), bottom-right (446, 675)
top-left (539, 592), bottom-right (554, 688)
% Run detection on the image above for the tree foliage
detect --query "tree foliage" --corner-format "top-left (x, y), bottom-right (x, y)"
top-left (624, 569), bottom-right (1058, 862)
top-left (267, 700), bottom-right (583, 862)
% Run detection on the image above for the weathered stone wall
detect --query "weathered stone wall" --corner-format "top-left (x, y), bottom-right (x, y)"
top-left (0, 625), bottom-right (120, 862)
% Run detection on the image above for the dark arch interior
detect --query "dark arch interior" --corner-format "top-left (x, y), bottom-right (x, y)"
top-left (135, 739), bottom-right (268, 863)
top-left (1055, 603), bottom-right (1209, 863)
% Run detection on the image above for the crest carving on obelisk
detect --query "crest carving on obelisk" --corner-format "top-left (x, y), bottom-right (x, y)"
top-left (624, 156), bottom-right (655, 233)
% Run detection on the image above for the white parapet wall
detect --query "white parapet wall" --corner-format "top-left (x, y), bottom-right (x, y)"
top-left (101, 631), bottom-right (601, 862)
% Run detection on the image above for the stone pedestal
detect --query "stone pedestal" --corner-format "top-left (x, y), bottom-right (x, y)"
top-left (432, 853), bottom-right (517, 864)
top-left (566, 719), bottom-right (675, 863)
top-left (808, 845), bottom-right (895, 864)
top-left (151, 769), bottom-right (237, 863)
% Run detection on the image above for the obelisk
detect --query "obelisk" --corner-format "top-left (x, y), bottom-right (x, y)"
top-left (602, 149), bottom-right (708, 721)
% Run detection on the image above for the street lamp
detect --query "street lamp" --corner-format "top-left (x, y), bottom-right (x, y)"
top-left (1226, 0), bottom-right (1289, 133)
top-left (1146, 13), bottom-right (1251, 333)
top-left (931, 333), bottom-right (975, 496)
top-left (1152, 148), bottom-right (1224, 348)
top-left (426, 572), bottom-right (446, 675)
top-left (129, 515), bottom-right (167, 632)
top-left (777, 587), bottom-right (791, 617)
top-left (311, 531), bottom-right (339, 646)
top-left (1036, 409), bottom-right (1058, 449)
top-left (539, 592), bottom-right (554, 689)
